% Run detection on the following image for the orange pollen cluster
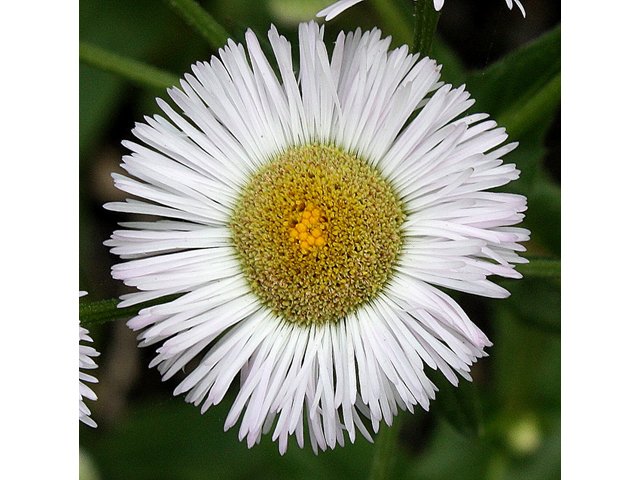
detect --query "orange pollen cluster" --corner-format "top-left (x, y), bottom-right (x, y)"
top-left (288, 203), bottom-right (327, 253)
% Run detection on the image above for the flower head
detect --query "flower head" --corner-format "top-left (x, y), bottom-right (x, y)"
top-left (317, 0), bottom-right (526, 21)
top-left (79, 292), bottom-right (99, 428)
top-left (106, 22), bottom-right (529, 454)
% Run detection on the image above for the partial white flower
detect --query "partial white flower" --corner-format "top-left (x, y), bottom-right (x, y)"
top-left (79, 291), bottom-right (99, 428)
top-left (105, 22), bottom-right (529, 454)
top-left (317, 0), bottom-right (526, 21)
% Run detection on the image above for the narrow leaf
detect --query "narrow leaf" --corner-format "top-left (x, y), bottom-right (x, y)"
top-left (517, 258), bottom-right (560, 279)
top-left (432, 373), bottom-right (483, 439)
top-left (497, 73), bottom-right (561, 141)
top-left (80, 41), bottom-right (180, 89)
top-left (371, 0), bottom-right (414, 47)
top-left (79, 296), bottom-right (178, 327)
top-left (368, 417), bottom-right (403, 480)
top-left (162, 0), bottom-right (230, 50)
top-left (465, 25), bottom-right (561, 141)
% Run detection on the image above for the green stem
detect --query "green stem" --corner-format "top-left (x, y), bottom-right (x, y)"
top-left (80, 41), bottom-right (180, 89)
top-left (162, 0), bottom-right (230, 50)
top-left (412, 0), bottom-right (441, 57)
top-left (497, 73), bottom-right (561, 141)
top-left (79, 296), bottom-right (179, 328)
top-left (368, 416), bottom-right (402, 480)
top-left (517, 258), bottom-right (561, 279)
top-left (80, 299), bottom-right (135, 327)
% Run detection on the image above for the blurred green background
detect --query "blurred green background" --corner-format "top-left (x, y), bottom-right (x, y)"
top-left (79, 1), bottom-right (560, 479)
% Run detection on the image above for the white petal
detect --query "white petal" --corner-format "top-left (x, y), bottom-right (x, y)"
top-left (105, 21), bottom-right (529, 453)
top-left (317, 0), bottom-right (365, 20)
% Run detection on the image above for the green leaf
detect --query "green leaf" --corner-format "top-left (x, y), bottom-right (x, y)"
top-left (368, 419), bottom-right (403, 480)
top-left (80, 42), bottom-right (181, 90)
top-left (517, 258), bottom-right (560, 279)
top-left (524, 178), bottom-right (561, 256)
top-left (80, 0), bottom-right (176, 158)
top-left (79, 299), bottom-right (135, 326)
top-left (371, 0), bottom-right (414, 46)
top-left (407, 420), bottom-right (492, 480)
top-left (465, 25), bottom-right (561, 142)
top-left (500, 277), bottom-right (561, 334)
top-left (430, 33), bottom-right (467, 86)
top-left (431, 372), bottom-right (483, 439)
top-left (79, 296), bottom-right (178, 327)
top-left (497, 73), bottom-right (560, 142)
top-left (269, 0), bottom-right (338, 25)
top-left (491, 306), bottom-right (561, 412)
top-left (161, 0), bottom-right (231, 50)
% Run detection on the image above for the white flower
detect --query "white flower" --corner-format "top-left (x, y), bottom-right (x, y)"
top-left (79, 292), bottom-right (99, 428)
top-left (317, 0), bottom-right (526, 21)
top-left (105, 22), bottom-right (529, 454)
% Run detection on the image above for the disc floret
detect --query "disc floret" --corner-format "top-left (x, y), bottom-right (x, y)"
top-left (230, 144), bottom-right (404, 326)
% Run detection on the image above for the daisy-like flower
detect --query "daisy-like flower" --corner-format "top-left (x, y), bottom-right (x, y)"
top-left (105, 22), bottom-right (529, 454)
top-left (79, 292), bottom-right (99, 428)
top-left (317, 0), bottom-right (526, 21)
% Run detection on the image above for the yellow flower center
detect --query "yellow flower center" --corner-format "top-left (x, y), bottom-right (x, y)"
top-left (230, 144), bottom-right (404, 326)
top-left (288, 202), bottom-right (327, 253)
